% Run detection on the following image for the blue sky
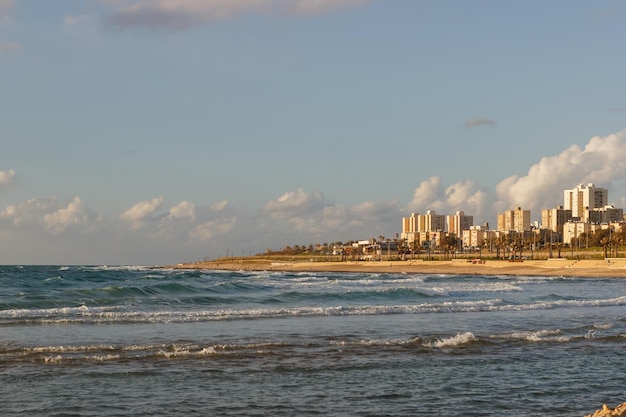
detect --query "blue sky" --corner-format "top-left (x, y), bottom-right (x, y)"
top-left (1, 0), bottom-right (625, 265)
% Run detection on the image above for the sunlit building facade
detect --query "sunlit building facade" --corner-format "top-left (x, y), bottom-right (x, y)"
top-left (497, 207), bottom-right (531, 232)
top-left (564, 183), bottom-right (608, 220)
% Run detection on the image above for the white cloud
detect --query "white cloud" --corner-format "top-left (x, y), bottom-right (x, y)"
top-left (262, 188), bottom-right (329, 219)
top-left (104, 0), bottom-right (369, 31)
top-left (0, 41), bottom-right (21, 54)
top-left (444, 180), bottom-right (489, 213)
top-left (464, 118), bottom-right (497, 128)
top-left (130, 198), bottom-right (240, 242)
top-left (0, 195), bottom-right (100, 235)
top-left (0, 169), bottom-right (16, 188)
top-left (210, 199), bottom-right (229, 212)
top-left (165, 200), bottom-right (196, 220)
top-left (407, 177), bottom-right (489, 219)
top-left (350, 200), bottom-right (398, 221)
top-left (0, 197), bottom-right (58, 228)
top-left (404, 129), bottom-right (626, 225)
top-left (189, 216), bottom-right (237, 242)
top-left (43, 196), bottom-right (94, 234)
top-left (407, 176), bottom-right (443, 211)
top-left (494, 129), bottom-right (626, 215)
top-left (259, 188), bottom-right (399, 242)
top-left (156, 200), bottom-right (198, 239)
top-left (120, 197), bottom-right (164, 229)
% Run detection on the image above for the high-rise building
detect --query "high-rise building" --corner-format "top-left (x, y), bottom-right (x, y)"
top-left (401, 213), bottom-right (421, 235)
top-left (423, 210), bottom-right (445, 232)
top-left (497, 207), bottom-right (531, 232)
top-left (587, 206), bottom-right (624, 224)
top-left (541, 206), bottom-right (572, 233)
top-left (401, 211), bottom-right (445, 234)
top-left (401, 210), bottom-right (447, 243)
top-left (447, 210), bottom-right (473, 237)
top-left (462, 225), bottom-right (491, 249)
top-left (564, 183), bottom-right (608, 219)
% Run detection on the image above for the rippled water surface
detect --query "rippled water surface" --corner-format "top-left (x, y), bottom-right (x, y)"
top-left (1, 265), bottom-right (625, 416)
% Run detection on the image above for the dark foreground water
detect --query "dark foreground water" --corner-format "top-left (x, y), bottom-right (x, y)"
top-left (1, 265), bottom-right (625, 416)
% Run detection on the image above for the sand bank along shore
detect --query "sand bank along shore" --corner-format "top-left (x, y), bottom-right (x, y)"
top-left (170, 258), bottom-right (626, 278)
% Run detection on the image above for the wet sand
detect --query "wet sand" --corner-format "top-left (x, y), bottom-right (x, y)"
top-left (170, 258), bottom-right (626, 278)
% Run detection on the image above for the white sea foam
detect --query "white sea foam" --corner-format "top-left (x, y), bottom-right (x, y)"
top-left (89, 354), bottom-right (121, 362)
top-left (492, 329), bottom-right (563, 342)
top-left (427, 332), bottom-right (477, 348)
top-left (330, 336), bottom-right (421, 347)
top-left (43, 276), bottom-right (63, 282)
top-left (74, 265), bottom-right (155, 273)
top-left (30, 344), bottom-right (116, 353)
top-left (199, 347), bottom-right (217, 355)
top-left (5, 294), bottom-right (626, 326)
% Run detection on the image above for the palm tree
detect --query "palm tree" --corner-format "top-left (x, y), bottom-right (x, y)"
top-left (496, 234), bottom-right (509, 259)
top-left (441, 235), bottom-right (458, 260)
top-left (411, 239), bottom-right (420, 259)
top-left (600, 237), bottom-right (610, 259)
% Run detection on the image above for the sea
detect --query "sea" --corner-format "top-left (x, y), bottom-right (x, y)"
top-left (1, 265), bottom-right (625, 416)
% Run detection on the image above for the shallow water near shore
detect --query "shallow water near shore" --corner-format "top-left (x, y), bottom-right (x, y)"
top-left (1, 265), bottom-right (625, 416)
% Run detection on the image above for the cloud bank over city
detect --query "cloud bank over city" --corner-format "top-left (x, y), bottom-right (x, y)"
top-left (1, 129), bottom-right (625, 264)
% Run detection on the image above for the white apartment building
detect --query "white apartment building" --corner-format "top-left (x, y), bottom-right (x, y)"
top-left (462, 225), bottom-right (491, 249)
top-left (541, 206), bottom-right (572, 233)
top-left (401, 210), bottom-right (445, 243)
top-left (447, 210), bottom-right (473, 237)
top-left (562, 221), bottom-right (592, 244)
top-left (564, 183), bottom-right (608, 220)
top-left (497, 207), bottom-right (531, 232)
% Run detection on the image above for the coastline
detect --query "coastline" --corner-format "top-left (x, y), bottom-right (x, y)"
top-left (169, 258), bottom-right (626, 278)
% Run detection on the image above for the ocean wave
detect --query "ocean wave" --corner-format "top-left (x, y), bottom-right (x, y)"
top-left (3, 328), bottom-right (624, 367)
top-left (427, 332), bottom-right (478, 348)
top-left (490, 329), bottom-right (570, 342)
top-left (3, 294), bottom-right (626, 325)
top-left (2, 341), bottom-right (296, 364)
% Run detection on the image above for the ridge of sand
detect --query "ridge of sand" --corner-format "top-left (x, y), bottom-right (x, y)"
top-left (169, 258), bottom-right (626, 277)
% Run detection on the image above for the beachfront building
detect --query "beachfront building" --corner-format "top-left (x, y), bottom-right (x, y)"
top-left (586, 205), bottom-right (624, 224)
top-left (497, 207), bottom-right (531, 232)
top-left (401, 210), bottom-right (445, 244)
top-left (562, 221), bottom-right (592, 245)
top-left (424, 210), bottom-right (445, 233)
top-left (401, 213), bottom-right (421, 244)
top-left (564, 183), bottom-right (608, 220)
top-left (462, 225), bottom-right (492, 249)
top-left (541, 206), bottom-right (572, 234)
top-left (537, 183), bottom-right (622, 244)
top-left (447, 211), bottom-right (473, 237)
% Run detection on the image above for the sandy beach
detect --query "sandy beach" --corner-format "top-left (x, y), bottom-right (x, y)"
top-left (171, 257), bottom-right (626, 278)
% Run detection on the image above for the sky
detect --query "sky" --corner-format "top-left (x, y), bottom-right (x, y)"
top-left (1, 0), bottom-right (625, 265)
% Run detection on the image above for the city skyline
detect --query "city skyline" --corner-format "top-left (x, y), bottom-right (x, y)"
top-left (1, 1), bottom-right (625, 264)
top-left (406, 182), bottom-right (623, 232)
